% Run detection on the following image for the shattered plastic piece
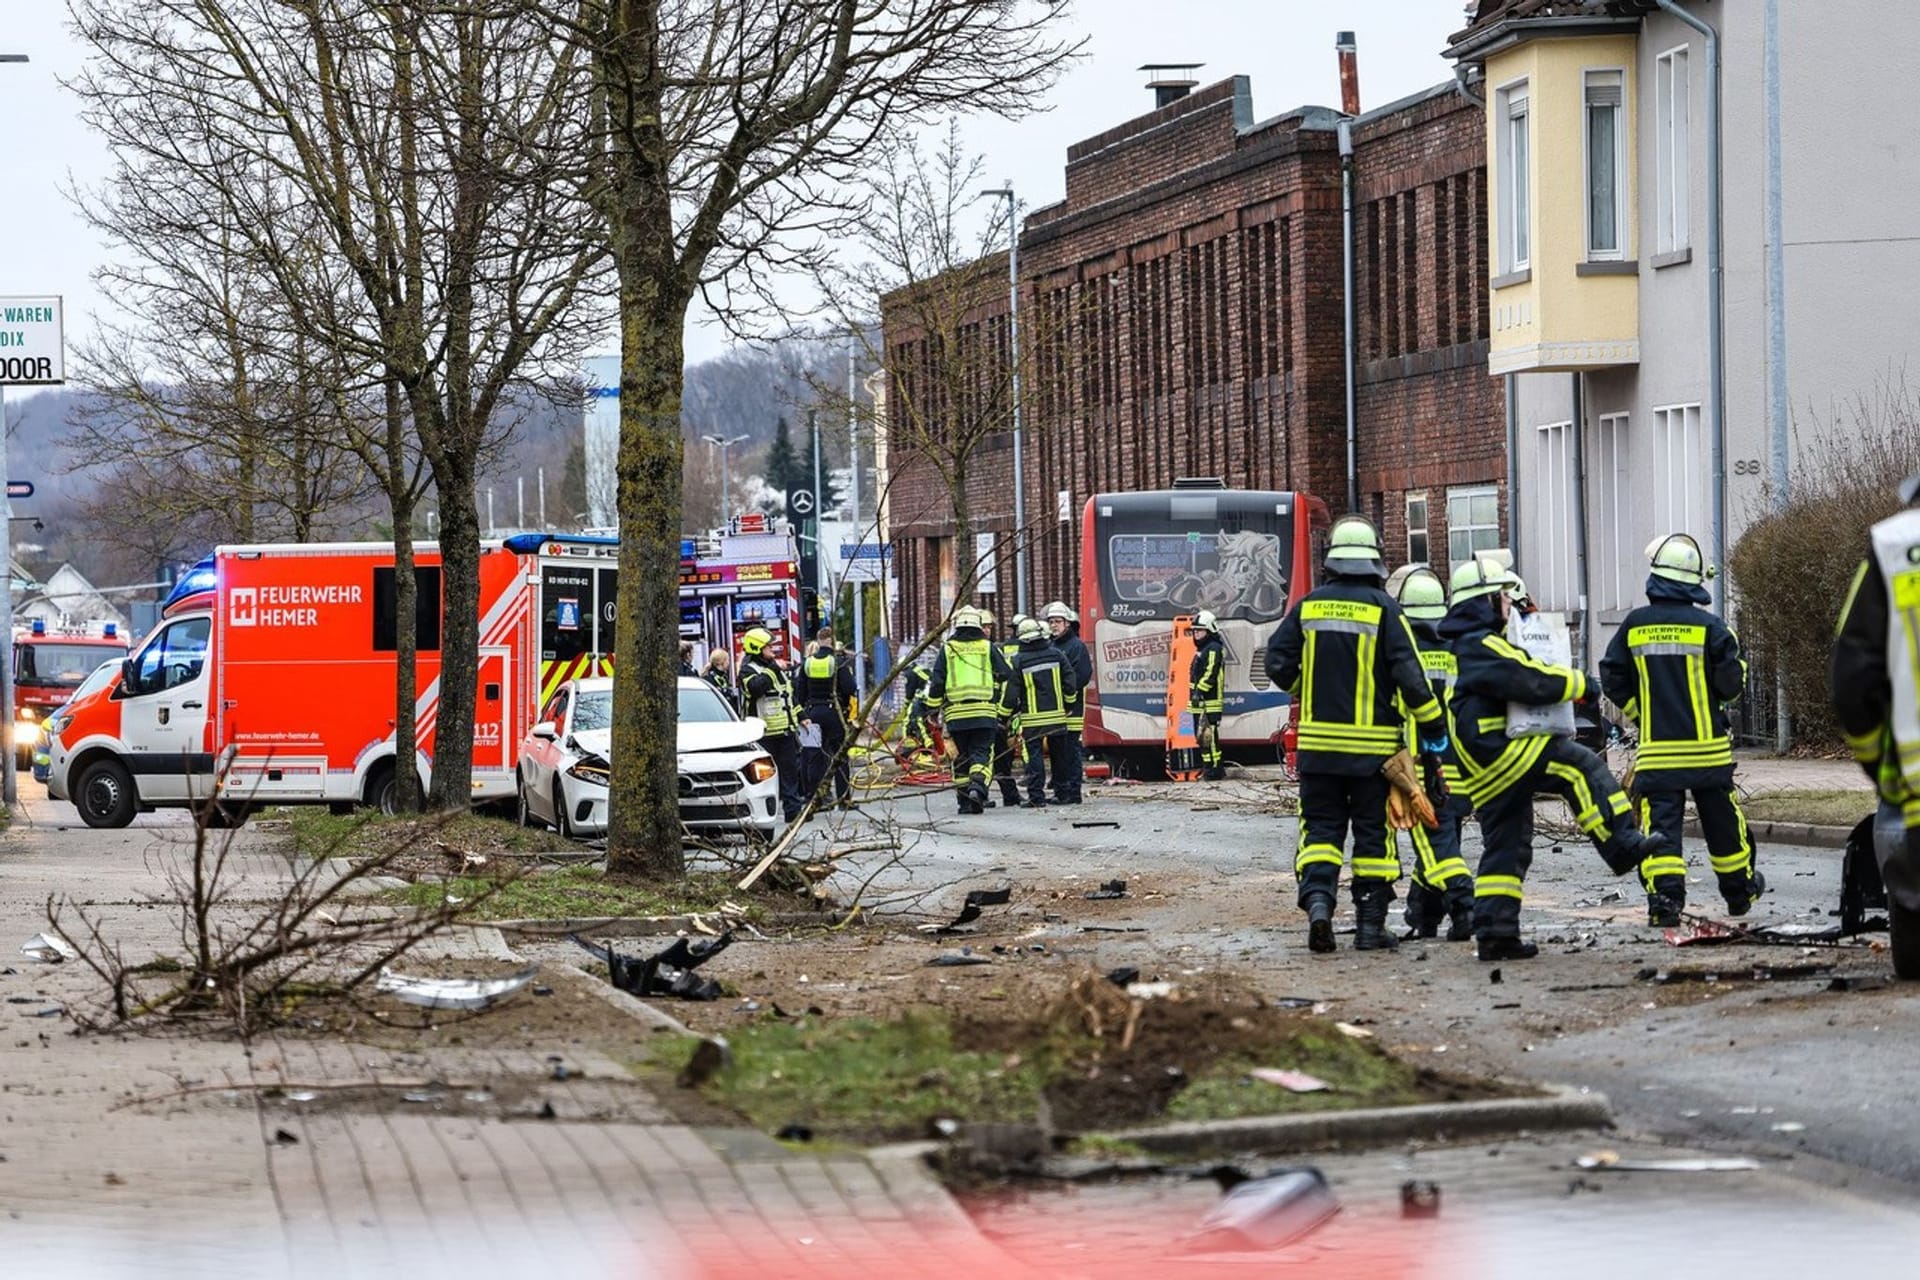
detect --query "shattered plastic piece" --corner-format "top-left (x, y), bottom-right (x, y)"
top-left (1771, 1121), bottom-right (1806, 1133)
top-left (1125, 981), bottom-right (1175, 999)
top-left (1071, 820), bottom-right (1122, 829)
top-left (926, 951), bottom-right (993, 967)
top-left (286, 1091), bottom-right (318, 1103)
top-left (572, 932), bottom-right (733, 1001)
top-left (1400, 1180), bottom-right (1442, 1218)
top-left (919, 887), bottom-right (1013, 935)
top-left (271, 1128), bottom-right (299, 1146)
top-left (376, 965), bottom-right (537, 1011)
top-left (1333, 1022), bottom-right (1374, 1040)
top-left (1105, 966), bottom-right (1142, 988)
top-left (532, 985), bottom-right (554, 997)
top-left (776, 1123), bottom-right (814, 1143)
top-left (20, 933), bottom-right (77, 964)
top-left (1248, 1069), bottom-right (1330, 1093)
top-left (678, 1036), bottom-right (732, 1088)
top-left (1186, 1167), bottom-right (1340, 1252)
top-left (1576, 1151), bottom-right (1760, 1172)
top-left (1083, 879), bottom-right (1128, 901)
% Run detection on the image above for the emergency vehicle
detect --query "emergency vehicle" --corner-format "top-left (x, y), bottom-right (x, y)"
top-left (671, 516), bottom-right (805, 673)
top-left (12, 619), bottom-right (130, 764)
top-left (44, 529), bottom-right (804, 829)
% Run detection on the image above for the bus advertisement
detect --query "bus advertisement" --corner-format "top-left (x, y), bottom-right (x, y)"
top-left (1079, 484), bottom-right (1327, 762)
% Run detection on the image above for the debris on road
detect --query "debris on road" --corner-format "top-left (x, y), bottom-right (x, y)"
top-left (572, 932), bottom-right (733, 1001)
top-left (1083, 879), bottom-right (1128, 901)
top-left (1636, 962), bottom-right (1833, 984)
top-left (926, 950), bottom-right (993, 968)
top-left (20, 933), bottom-right (77, 964)
top-left (1333, 1021), bottom-right (1374, 1040)
top-left (1400, 1180), bottom-right (1442, 1218)
top-left (1124, 980), bottom-right (1176, 999)
top-left (1248, 1068), bottom-right (1331, 1093)
top-left (677, 1035), bottom-right (732, 1087)
top-left (775, 1123), bottom-right (814, 1143)
top-left (918, 887), bottom-right (1013, 935)
top-left (1070, 820), bottom-right (1121, 829)
top-left (1104, 966), bottom-right (1141, 988)
top-left (374, 964), bottom-right (539, 1011)
top-left (1576, 1150), bottom-right (1761, 1172)
top-left (1186, 1167), bottom-right (1339, 1252)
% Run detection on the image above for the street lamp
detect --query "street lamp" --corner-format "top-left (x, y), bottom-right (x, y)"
top-left (701, 433), bottom-right (749, 530)
top-left (979, 181), bottom-right (1029, 615)
top-left (1, 52), bottom-right (28, 812)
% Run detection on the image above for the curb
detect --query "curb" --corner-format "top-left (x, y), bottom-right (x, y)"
top-left (1089, 1085), bottom-right (1611, 1156)
top-left (1685, 818), bottom-right (1854, 849)
top-left (492, 909), bottom-right (852, 937)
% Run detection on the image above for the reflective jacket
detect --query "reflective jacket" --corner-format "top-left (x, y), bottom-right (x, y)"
top-left (1009, 638), bottom-right (1077, 735)
top-left (1402, 619), bottom-right (1462, 785)
top-left (1600, 576), bottom-right (1744, 788)
top-left (998, 638), bottom-right (1023, 725)
top-left (926, 629), bottom-right (1013, 731)
top-left (1051, 627), bottom-right (1093, 730)
top-left (1267, 577), bottom-right (1441, 776)
top-left (1189, 632), bottom-right (1226, 715)
top-left (738, 655), bottom-right (797, 735)
top-left (1832, 506), bottom-right (1920, 825)
top-left (796, 645), bottom-right (856, 719)
top-left (1440, 595), bottom-right (1590, 805)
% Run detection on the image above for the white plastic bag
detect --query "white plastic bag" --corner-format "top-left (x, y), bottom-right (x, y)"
top-left (1505, 610), bottom-right (1577, 738)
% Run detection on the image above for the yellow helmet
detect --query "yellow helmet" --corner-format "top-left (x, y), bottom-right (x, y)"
top-left (1448, 555), bottom-right (1520, 604)
top-left (1324, 515), bottom-right (1386, 577)
top-left (740, 626), bottom-right (773, 656)
top-left (1646, 533), bottom-right (1714, 586)
top-left (1393, 567), bottom-right (1447, 621)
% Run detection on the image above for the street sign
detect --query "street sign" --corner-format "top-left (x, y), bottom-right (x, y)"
top-left (0, 296), bottom-right (64, 385)
top-left (4, 480), bottom-right (30, 499)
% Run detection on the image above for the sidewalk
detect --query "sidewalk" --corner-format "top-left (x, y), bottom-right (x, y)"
top-left (0, 794), bottom-right (1005, 1278)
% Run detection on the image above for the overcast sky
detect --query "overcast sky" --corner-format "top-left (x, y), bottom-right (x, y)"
top-left (0, 1), bottom-right (1467, 384)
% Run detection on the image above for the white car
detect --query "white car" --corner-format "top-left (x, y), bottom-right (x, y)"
top-left (516, 676), bottom-right (781, 840)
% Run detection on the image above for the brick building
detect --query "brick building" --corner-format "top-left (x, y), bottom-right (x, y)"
top-left (882, 75), bottom-right (1507, 638)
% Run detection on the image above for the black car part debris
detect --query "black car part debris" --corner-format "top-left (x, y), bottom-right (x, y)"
top-left (571, 932), bottom-right (734, 1001)
top-left (1186, 1167), bottom-right (1339, 1251)
top-left (922, 886), bottom-right (1013, 935)
top-left (1083, 879), bottom-right (1128, 900)
top-left (926, 949), bottom-right (993, 967)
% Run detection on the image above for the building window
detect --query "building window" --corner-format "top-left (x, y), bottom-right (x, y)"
top-left (1651, 404), bottom-right (1703, 538)
top-left (1496, 81), bottom-right (1530, 273)
top-left (1533, 423), bottom-right (1577, 609)
top-left (1656, 47), bottom-right (1690, 253)
top-left (1591, 413), bottom-right (1632, 609)
top-left (1405, 492), bottom-right (1430, 565)
top-left (1585, 70), bottom-right (1627, 260)
top-left (1447, 485), bottom-right (1502, 572)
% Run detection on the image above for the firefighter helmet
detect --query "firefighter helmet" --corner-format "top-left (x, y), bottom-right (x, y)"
top-left (978, 609), bottom-right (996, 627)
top-left (1193, 609), bottom-right (1220, 633)
top-left (1010, 613), bottom-right (1031, 634)
top-left (1017, 617), bottom-right (1047, 642)
top-left (1324, 515), bottom-right (1387, 577)
top-left (740, 626), bottom-right (773, 656)
top-left (952, 605), bottom-right (985, 631)
top-left (1449, 554), bottom-right (1520, 604)
top-left (1042, 600), bottom-right (1078, 624)
top-left (1646, 533), bottom-right (1715, 585)
top-left (1393, 567), bottom-right (1447, 621)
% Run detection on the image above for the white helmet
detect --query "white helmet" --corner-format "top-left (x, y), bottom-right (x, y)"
top-left (1193, 609), bottom-right (1219, 633)
top-left (1449, 554), bottom-right (1521, 604)
top-left (1646, 533), bottom-right (1714, 586)
top-left (1042, 600), bottom-right (1078, 624)
top-left (951, 605), bottom-right (985, 631)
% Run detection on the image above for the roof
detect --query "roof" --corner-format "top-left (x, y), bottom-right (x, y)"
top-left (1448, 0), bottom-right (1655, 60)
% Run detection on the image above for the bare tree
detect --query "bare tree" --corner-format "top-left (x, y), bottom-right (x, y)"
top-left (69, 0), bottom-right (611, 810)
top-left (575, 0), bottom-right (1080, 876)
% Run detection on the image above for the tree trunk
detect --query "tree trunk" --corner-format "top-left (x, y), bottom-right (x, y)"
top-left (952, 453), bottom-right (974, 598)
top-left (426, 439), bottom-right (479, 812)
top-left (387, 377), bottom-right (420, 814)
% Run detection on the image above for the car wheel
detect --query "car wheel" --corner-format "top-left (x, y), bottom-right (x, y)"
top-left (367, 765), bottom-right (419, 816)
top-left (553, 782), bottom-right (573, 839)
top-left (516, 773), bottom-right (542, 830)
top-left (1892, 900), bottom-right (1920, 981)
top-left (76, 759), bottom-right (138, 830)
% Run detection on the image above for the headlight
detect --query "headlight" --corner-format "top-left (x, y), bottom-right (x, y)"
top-left (746, 756), bottom-right (777, 784)
top-left (566, 757), bottom-right (611, 786)
top-left (45, 714), bottom-right (72, 739)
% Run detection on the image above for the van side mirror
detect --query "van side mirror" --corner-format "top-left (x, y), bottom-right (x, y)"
top-left (121, 657), bottom-right (137, 695)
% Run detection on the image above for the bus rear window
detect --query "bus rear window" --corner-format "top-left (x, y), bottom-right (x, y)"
top-left (1098, 499), bottom-right (1294, 621)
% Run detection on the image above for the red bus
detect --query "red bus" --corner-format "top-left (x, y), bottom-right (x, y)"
top-left (1079, 482), bottom-right (1327, 769)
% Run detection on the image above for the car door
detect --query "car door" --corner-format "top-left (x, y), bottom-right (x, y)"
top-left (525, 687), bottom-right (568, 822)
top-left (116, 616), bottom-right (214, 801)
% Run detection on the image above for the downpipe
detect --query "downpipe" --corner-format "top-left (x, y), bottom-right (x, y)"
top-left (1339, 117), bottom-right (1358, 514)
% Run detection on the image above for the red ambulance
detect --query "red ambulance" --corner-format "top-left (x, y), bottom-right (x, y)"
top-left (12, 619), bottom-right (131, 765)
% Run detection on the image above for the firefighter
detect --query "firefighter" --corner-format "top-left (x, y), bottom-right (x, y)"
top-left (737, 627), bottom-right (804, 823)
top-left (1267, 516), bottom-right (1444, 953)
top-left (1601, 534), bottom-right (1763, 924)
top-left (1043, 601), bottom-right (1093, 803)
top-left (925, 606), bottom-right (1014, 814)
top-left (797, 625), bottom-right (857, 808)
top-left (1189, 610), bottom-right (1227, 781)
top-left (1831, 472), bottom-right (1920, 977)
top-left (1442, 555), bottom-right (1671, 960)
top-left (1392, 567), bottom-right (1475, 940)
top-left (901, 654), bottom-right (934, 750)
top-left (993, 613), bottom-right (1030, 807)
top-left (1007, 616), bottom-right (1079, 807)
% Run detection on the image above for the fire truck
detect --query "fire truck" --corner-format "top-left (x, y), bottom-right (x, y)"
top-left (12, 619), bottom-right (130, 765)
top-left (43, 529), bottom-right (803, 828)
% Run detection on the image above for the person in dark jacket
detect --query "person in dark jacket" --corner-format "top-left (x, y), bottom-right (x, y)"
top-left (795, 626), bottom-right (857, 807)
top-left (926, 606), bottom-right (1014, 814)
top-left (1043, 601), bottom-right (1093, 802)
top-left (702, 648), bottom-right (737, 709)
top-left (1601, 534), bottom-right (1762, 924)
top-left (1443, 555), bottom-right (1670, 961)
top-left (1267, 516), bottom-right (1444, 953)
top-left (1392, 567), bottom-right (1475, 941)
top-left (736, 627), bottom-right (803, 822)
top-left (991, 613), bottom-right (1029, 807)
top-left (1006, 616), bottom-right (1079, 807)
top-left (1189, 610), bottom-right (1227, 780)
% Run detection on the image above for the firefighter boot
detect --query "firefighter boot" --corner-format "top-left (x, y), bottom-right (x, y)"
top-left (1353, 887), bottom-right (1399, 952)
top-left (1477, 935), bottom-right (1540, 962)
top-left (1304, 893), bottom-right (1337, 955)
top-left (1443, 883), bottom-right (1476, 942)
top-left (1647, 876), bottom-right (1686, 928)
top-left (1599, 826), bottom-right (1673, 877)
top-left (1402, 882), bottom-right (1442, 939)
top-left (1725, 869), bottom-right (1767, 917)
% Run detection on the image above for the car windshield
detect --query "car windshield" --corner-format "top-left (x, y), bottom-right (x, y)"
top-left (679, 683), bottom-right (736, 723)
top-left (16, 642), bottom-right (128, 688)
top-left (70, 660), bottom-right (119, 703)
top-left (572, 690), bottom-right (612, 731)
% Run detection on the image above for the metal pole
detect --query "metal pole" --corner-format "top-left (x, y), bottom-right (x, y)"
top-left (813, 409), bottom-right (825, 628)
top-left (538, 466), bottom-right (547, 528)
top-left (1004, 184), bottom-right (1029, 616)
top-left (848, 345), bottom-right (865, 694)
top-left (2, 380), bottom-right (14, 809)
top-left (720, 441), bottom-right (731, 528)
top-left (516, 475), bottom-right (525, 530)
top-left (1338, 118), bottom-right (1359, 514)
top-left (1764, 0), bottom-right (1792, 752)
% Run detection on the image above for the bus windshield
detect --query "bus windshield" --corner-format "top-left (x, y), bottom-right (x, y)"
top-left (1095, 491), bottom-right (1296, 623)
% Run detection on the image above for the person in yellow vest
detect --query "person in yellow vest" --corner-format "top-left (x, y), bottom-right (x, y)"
top-left (1267, 517), bottom-right (1444, 953)
top-left (925, 606), bottom-right (1015, 814)
top-left (1392, 567), bottom-right (1475, 940)
top-left (1043, 602), bottom-right (1092, 803)
top-left (796, 625), bottom-right (856, 808)
top-left (1007, 616), bottom-right (1079, 807)
top-left (1189, 610), bottom-right (1227, 780)
top-left (992, 613), bottom-right (1030, 807)
top-left (737, 627), bottom-right (804, 823)
top-left (1601, 534), bottom-right (1762, 925)
top-left (1831, 473), bottom-right (1920, 977)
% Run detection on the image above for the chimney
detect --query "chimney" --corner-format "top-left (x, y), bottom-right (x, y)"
top-left (1336, 31), bottom-right (1361, 116)
top-left (1140, 63), bottom-right (1202, 109)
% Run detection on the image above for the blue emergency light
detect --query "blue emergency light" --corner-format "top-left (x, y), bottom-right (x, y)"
top-left (103, 623), bottom-right (117, 638)
top-left (30, 619), bottom-right (46, 636)
top-left (162, 557), bottom-right (218, 610)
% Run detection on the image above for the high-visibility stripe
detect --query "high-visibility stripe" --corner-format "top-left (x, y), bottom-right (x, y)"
top-left (1352, 856), bottom-right (1401, 879)
top-left (1475, 874), bottom-right (1524, 900)
top-left (1544, 761), bottom-right (1605, 834)
top-left (1486, 635), bottom-right (1580, 701)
